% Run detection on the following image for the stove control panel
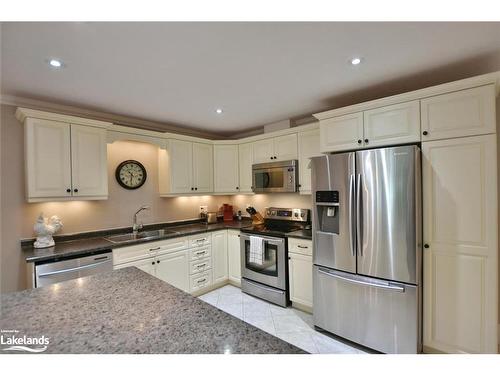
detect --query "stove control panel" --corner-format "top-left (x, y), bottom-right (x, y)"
top-left (265, 207), bottom-right (310, 222)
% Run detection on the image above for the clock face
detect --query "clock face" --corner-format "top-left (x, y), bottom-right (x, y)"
top-left (115, 160), bottom-right (147, 190)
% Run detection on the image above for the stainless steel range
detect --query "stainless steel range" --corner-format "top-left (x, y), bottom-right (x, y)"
top-left (240, 207), bottom-right (310, 307)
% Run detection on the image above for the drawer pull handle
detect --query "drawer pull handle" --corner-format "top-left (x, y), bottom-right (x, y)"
top-left (196, 264), bottom-right (206, 268)
top-left (195, 251), bottom-right (206, 255)
top-left (196, 239), bottom-right (206, 242)
top-left (297, 245), bottom-right (309, 249)
top-left (149, 247), bottom-right (161, 251)
top-left (197, 278), bottom-right (207, 283)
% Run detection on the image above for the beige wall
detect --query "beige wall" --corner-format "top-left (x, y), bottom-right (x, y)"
top-left (231, 193), bottom-right (312, 217)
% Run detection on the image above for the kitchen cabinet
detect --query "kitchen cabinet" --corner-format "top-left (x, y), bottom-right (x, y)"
top-left (288, 238), bottom-right (313, 310)
top-left (297, 129), bottom-right (321, 194)
top-left (252, 134), bottom-right (298, 163)
top-left (214, 145), bottom-right (240, 193)
top-left (114, 257), bottom-right (156, 276)
top-left (155, 250), bottom-right (190, 292)
top-left (319, 101), bottom-right (420, 153)
top-left (238, 142), bottom-right (254, 193)
top-left (227, 230), bottom-right (241, 284)
top-left (421, 85), bottom-right (496, 141)
top-left (25, 118), bottom-right (108, 202)
top-left (363, 100), bottom-right (420, 148)
top-left (160, 139), bottom-right (213, 195)
top-left (211, 230), bottom-right (228, 284)
top-left (422, 134), bottom-right (497, 353)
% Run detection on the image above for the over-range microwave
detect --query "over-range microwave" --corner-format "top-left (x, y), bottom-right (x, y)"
top-left (252, 160), bottom-right (298, 193)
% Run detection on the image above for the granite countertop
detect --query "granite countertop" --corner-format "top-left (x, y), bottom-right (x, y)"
top-left (286, 229), bottom-right (312, 240)
top-left (23, 219), bottom-right (253, 263)
top-left (0, 267), bottom-right (304, 354)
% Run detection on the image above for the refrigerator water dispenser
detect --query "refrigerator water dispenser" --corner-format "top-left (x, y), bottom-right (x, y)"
top-left (316, 190), bottom-right (339, 234)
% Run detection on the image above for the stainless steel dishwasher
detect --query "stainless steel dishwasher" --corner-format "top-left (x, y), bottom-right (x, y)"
top-left (34, 250), bottom-right (113, 288)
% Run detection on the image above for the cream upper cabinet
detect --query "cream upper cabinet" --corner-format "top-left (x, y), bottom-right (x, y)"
top-left (298, 129), bottom-right (321, 194)
top-left (252, 138), bottom-right (275, 163)
top-left (192, 142), bottom-right (213, 193)
top-left (214, 145), bottom-right (239, 193)
top-left (422, 135), bottom-right (497, 354)
top-left (155, 250), bottom-right (190, 292)
top-left (319, 112), bottom-right (364, 152)
top-left (273, 133), bottom-right (298, 161)
top-left (70, 124), bottom-right (108, 197)
top-left (25, 118), bottom-right (72, 200)
top-left (24, 118), bottom-right (108, 202)
top-left (168, 139), bottom-right (193, 194)
top-left (421, 85), bottom-right (496, 141)
top-left (363, 100), bottom-right (420, 148)
top-left (238, 142), bottom-right (253, 193)
top-left (227, 230), bottom-right (241, 284)
top-left (212, 231), bottom-right (228, 284)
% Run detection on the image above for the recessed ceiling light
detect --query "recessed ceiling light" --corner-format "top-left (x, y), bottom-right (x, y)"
top-left (215, 108), bottom-right (223, 114)
top-left (48, 59), bottom-right (62, 68)
top-left (350, 57), bottom-right (362, 65)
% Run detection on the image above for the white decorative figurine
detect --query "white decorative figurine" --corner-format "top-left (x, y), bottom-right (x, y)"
top-left (33, 213), bottom-right (63, 248)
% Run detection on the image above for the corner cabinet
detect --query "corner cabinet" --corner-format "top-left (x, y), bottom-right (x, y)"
top-left (214, 145), bottom-right (240, 193)
top-left (24, 118), bottom-right (108, 202)
top-left (238, 142), bottom-right (254, 193)
top-left (159, 139), bottom-right (213, 195)
top-left (422, 134), bottom-right (498, 353)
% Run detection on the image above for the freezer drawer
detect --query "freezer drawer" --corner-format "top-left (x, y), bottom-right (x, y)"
top-left (313, 266), bottom-right (421, 354)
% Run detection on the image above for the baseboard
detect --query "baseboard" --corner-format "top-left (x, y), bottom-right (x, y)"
top-left (291, 301), bottom-right (313, 314)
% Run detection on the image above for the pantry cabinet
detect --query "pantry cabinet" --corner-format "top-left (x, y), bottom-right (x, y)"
top-left (160, 139), bottom-right (213, 195)
top-left (238, 142), bottom-right (254, 193)
top-left (211, 231), bottom-right (228, 284)
top-left (24, 117), bottom-right (108, 202)
top-left (214, 145), bottom-right (240, 193)
top-left (297, 129), bottom-right (321, 194)
top-left (422, 134), bottom-right (497, 353)
top-left (252, 134), bottom-right (298, 163)
top-left (421, 85), bottom-right (496, 141)
top-left (227, 230), bottom-right (241, 284)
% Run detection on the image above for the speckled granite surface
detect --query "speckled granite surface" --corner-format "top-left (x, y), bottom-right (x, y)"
top-left (286, 229), bottom-right (312, 240)
top-left (0, 267), bottom-right (304, 354)
top-left (23, 219), bottom-right (252, 263)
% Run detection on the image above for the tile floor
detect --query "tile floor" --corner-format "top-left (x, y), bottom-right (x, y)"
top-left (198, 284), bottom-right (367, 354)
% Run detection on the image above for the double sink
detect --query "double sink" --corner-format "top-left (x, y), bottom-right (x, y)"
top-left (104, 229), bottom-right (181, 244)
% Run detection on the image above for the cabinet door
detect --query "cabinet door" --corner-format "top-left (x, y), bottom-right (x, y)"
top-left (252, 138), bottom-right (275, 164)
top-left (298, 129), bottom-right (321, 194)
top-left (421, 85), bottom-right (496, 141)
top-left (238, 142), bottom-right (254, 193)
top-left (25, 118), bottom-right (72, 199)
top-left (192, 142), bottom-right (213, 193)
top-left (70, 124), bottom-right (108, 198)
top-left (363, 100), bottom-right (420, 148)
top-left (155, 250), bottom-right (190, 292)
top-left (319, 112), bottom-right (364, 152)
top-left (169, 139), bottom-right (193, 193)
top-left (422, 135), bottom-right (497, 353)
top-left (213, 145), bottom-right (239, 193)
top-left (274, 133), bottom-right (298, 161)
top-left (113, 257), bottom-right (156, 276)
top-left (227, 230), bottom-right (241, 283)
top-left (289, 252), bottom-right (313, 308)
top-left (211, 230), bottom-right (228, 284)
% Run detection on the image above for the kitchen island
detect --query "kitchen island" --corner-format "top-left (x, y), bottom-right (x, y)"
top-left (0, 267), bottom-right (304, 354)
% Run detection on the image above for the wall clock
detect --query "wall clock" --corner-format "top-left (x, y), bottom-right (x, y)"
top-left (115, 160), bottom-right (147, 190)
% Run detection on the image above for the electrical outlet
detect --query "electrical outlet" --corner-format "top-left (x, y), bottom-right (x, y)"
top-left (199, 205), bottom-right (208, 215)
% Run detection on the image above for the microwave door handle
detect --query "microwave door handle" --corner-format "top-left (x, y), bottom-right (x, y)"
top-left (348, 174), bottom-right (355, 257)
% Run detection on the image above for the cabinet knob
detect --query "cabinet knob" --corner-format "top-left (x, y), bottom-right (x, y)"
top-left (66, 188), bottom-right (71, 193)
top-left (157, 260), bottom-right (160, 264)
top-left (424, 244), bottom-right (430, 249)
top-left (364, 139), bottom-right (369, 144)
top-left (151, 261), bottom-right (155, 265)
top-left (191, 187), bottom-right (194, 191)
top-left (357, 139), bottom-right (362, 144)
top-left (195, 187), bottom-right (198, 191)
top-left (236, 187), bottom-right (239, 190)
top-left (423, 131), bottom-right (428, 136)
top-left (73, 188), bottom-right (78, 193)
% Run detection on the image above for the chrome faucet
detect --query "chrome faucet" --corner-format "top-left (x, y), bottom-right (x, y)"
top-left (133, 205), bottom-right (150, 234)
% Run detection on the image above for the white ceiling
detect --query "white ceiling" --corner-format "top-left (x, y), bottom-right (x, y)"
top-left (2, 22), bottom-right (500, 136)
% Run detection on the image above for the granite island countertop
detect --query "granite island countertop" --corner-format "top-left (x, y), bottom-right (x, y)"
top-left (0, 267), bottom-right (304, 354)
top-left (23, 219), bottom-right (253, 263)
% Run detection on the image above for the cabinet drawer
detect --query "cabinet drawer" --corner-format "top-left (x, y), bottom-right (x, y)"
top-left (113, 238), bottom-right (188, 265)
top-left (288, 238), bottom-right (313, 256)
top-left (190, 258), bottom-right (212, 275)
top-left (189, 246), bottom-right (211, 261)
top-left (189, 234), bottom-right (211, 248)
top-left (190, 270), bottom-right (213, 292)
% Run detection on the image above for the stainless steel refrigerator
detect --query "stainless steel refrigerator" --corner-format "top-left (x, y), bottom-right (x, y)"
top-left (311, 145), bottom-right (421, 354)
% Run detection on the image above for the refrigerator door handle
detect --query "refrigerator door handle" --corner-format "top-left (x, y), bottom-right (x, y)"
top-left (356, 173), bottom-right (363, 256)
top-left (348, 174), bottom-right (355, 257)
top-left (317, 268), bottom-right (406, 293)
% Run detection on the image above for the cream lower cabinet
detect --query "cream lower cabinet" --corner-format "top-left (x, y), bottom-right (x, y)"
top-left (422, 134), bottom-right (498, 353)
top-left (211, 230), bottom-right (228, 284)
top-left (288, 238), bottom-right (313, 310)
top-left (155, 250), bottom-right (190, 292)
top-left (227, 230), bottom-right (241, 284)
top-left (214, 145), bottom-right (240, 193)
top-left (24, 118), bottom-right (108, 202)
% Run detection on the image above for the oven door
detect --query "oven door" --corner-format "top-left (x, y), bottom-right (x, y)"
top-left (240, 233), bottom-right (286, 290)
top-left (252, 161), bottom-right (297, 193)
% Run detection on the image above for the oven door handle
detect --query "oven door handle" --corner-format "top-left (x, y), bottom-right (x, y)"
top-left (239, 233), bottom-right (284, 244)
